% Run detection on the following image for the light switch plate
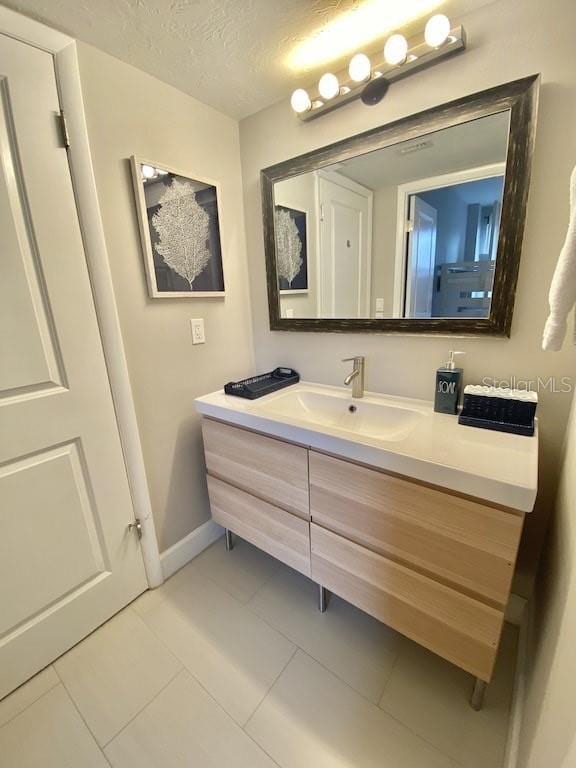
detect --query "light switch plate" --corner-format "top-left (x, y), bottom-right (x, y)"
top-left (190, 318), bottom-right (205, 344)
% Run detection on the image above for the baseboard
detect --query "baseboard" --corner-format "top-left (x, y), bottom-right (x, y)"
top-left (160, 519), bottom-right (224, 581)
top-left (504, 600), bottom-right (530, 768)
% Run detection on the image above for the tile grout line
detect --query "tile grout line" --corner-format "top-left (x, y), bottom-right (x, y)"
top-left (137, 548), bottom-right (502, 766)
top-left (242, 643), bottom-right (299, 732)
top-left (275, 647), bottom-right (459, 768)
top-left (0, 669), bottom-right (60, 733)
top-left (246, 583), bottom-right (404, 708)
top-left (52, 608), bottom-right (185, 754)
top-left (175, 545), bottom-right (408, 710)
top-left (375, 636), bottom-right (405, 703)
top-left (187, 540), bottom-right (283, 606)
top-left (52, 666), bottom-right (114, 767)
top-left (190, 674), bottom-right (284, 768)
top-left (133, 586), bottom-right (287, 764)
top-left (100, 666), bottom-right (183, 751)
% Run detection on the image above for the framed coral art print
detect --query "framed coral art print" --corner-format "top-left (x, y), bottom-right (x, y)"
top-left (130, 157), bottom-right (225, 298)
top-left (274, 205), bottom-right (308, 293)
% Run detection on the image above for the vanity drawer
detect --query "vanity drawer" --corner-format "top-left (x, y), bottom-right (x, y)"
top-left (208, 476), bottom-right (311, 577)
top-left (309, 451), bottom-right (523, 607)
top-left (202, 418), bottom-right (309, 518)
top-left (310, 524), bottom-right (502, 681)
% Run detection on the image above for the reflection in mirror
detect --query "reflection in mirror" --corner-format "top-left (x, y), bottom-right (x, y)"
top-left (273, 111), bottom-right (510, 321)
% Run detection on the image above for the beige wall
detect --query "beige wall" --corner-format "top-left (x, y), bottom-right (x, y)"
top-left (77, 43), bottom-right (254, 552)
top-left (239, 0), bottom-right (576, 594)
top-left (370, 185), bottom-right (398, 316)
top-left (518, 394), bottom-right (576, 767)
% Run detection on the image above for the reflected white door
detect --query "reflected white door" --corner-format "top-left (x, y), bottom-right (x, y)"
top-left (318, 175), bottom-right (372, 318)
top-left (405, 195), bottom-right (437, 318)
top-left (0, 33), bottom-right (147, 698)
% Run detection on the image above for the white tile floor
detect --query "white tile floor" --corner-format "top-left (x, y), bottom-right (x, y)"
top-left (0, 537), bottom-right (518, 768)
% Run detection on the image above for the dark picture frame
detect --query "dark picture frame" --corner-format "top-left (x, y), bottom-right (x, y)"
top-left (274, 205), bottom-right (308, 293)
top-left (261, 75), bottom-right (540, 336)
top-left (130, 157), bottom-right (225, 298)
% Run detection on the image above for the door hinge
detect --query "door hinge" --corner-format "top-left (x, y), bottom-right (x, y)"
top-left (405, 219), bottom-right (414, 233)
top-left (58, 110), bottom-right (70, 150)
top-left (127, 518), bottom-right (143, 540)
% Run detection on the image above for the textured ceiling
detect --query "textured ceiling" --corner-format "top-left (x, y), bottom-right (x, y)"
top-left (1, 0), bottom-right (497, 118)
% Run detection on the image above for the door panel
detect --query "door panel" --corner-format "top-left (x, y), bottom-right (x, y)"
top-left (332, 201), bottom-right (361, 317)
top-left (318, 175), bottom-right (372, 318)
top-left (406, 195), bottom-right (437, 318)
top-left (0, 33), bottom-right (147, 698)
top-left (0, 78), bottom-right (64, 397)
top-left (0, 442), bottom-right (107, 636)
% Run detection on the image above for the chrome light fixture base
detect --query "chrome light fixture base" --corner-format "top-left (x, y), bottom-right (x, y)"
top-left (296, 25), bottom-right (466, 122)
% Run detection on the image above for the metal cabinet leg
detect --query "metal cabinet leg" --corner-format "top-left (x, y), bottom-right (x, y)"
top-left (470, 678), bottom-right (487, 711)
top-left (225, 529), bottom-right (234, 552)
top-left (318, 585), bottom-right (329, 613)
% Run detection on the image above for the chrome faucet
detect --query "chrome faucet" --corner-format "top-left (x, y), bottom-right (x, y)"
top-left (342, 356), bottom-right (365, 398)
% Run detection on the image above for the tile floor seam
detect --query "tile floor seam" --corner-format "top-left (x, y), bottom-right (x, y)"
top-left (100, 666), bottom-right (183, 750)
top-left (53, 609), bottom-right (185, 751)
top-left (377, 696), bottom-right (469, 765)
top-left (167, 542), bottom-right (281, 607)
top-left (127, 604), bottom-right (188, 671)
top-left (144, 569), bottom-right (402, 714)
top-left (49, 673), bottom-right (114, 767)
top-left (245, 585), bottom-right (406, 707)
top-left (252, 606), bottom-right (401, 709)
top-left (0, 671), bottom-right (60, 733)
top-left (375, 637), bottom-right (406, 703)
top-left (136, 664), bottom-right (285, 768)
top-left (242, 644), bottom-right (299, 731)
top-left (280, 648), bottom-right (460, 767)
top-left (134, 592), bottom-right (290, 730)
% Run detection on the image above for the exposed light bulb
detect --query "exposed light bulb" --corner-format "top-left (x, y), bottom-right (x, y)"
top-left (141, 164), bottom-right (156, 179)
top-left (348, 53), bottom-right (371, 83)
top-left (425, 14), bottom-right (450, 47)
top-left (384, 34), bottom-right (408, 66)
top-left (290, 88), bottom-right (312, 113)
top-left (318, 72), bottom-right (340, 100)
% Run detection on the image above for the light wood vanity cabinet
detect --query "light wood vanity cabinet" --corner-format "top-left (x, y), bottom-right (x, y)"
top-left (309, 451), bottom-right (523, 609)
top-left (202, 418), bottom-right (309, 518)
top-left (201, 417), bottom-right (525, 685)
top-left (207, 476), bottom-right (311, 577)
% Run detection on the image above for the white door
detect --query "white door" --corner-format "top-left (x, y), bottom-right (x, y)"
top-left (0, 33), bottom-right (148, 699)
top-left (318, 175), bottom-right (372, 318)
top-left (405, 195), bottom-right (437, 318)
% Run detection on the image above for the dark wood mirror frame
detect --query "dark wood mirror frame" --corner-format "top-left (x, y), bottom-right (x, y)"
top-left (261, 75), bottom-right (539, 336)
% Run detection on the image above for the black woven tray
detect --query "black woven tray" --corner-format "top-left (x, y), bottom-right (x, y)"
top-left (224, 368), bottom-right (300, 400)
top-left (458, 392), bottom-right (537, 436)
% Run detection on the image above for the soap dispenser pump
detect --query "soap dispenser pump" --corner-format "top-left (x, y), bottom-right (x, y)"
top-left (434, 351), bottom-right (464, 415)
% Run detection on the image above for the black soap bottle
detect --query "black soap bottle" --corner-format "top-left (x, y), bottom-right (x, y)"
top-left (434, 351), bottom-right (464, 414)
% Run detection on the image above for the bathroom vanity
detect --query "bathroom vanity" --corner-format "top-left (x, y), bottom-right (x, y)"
top-left (195, 383), bottom-right (537, 704)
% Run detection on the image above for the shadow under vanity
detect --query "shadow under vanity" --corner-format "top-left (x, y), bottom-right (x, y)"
top-left (196, 76), bottom-right (540, 712)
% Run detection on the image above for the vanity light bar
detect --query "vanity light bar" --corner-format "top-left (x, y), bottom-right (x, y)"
top-left (293, 24), bottom-right (466, 122)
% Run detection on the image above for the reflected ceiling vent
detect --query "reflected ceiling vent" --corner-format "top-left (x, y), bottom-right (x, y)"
top-left (398, 140), bottom-right (434, 156)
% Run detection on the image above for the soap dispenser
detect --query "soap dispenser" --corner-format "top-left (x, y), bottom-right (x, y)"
top-left (434, 351), bottom-right (464, 414)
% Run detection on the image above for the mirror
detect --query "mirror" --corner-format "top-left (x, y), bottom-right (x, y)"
top-left (262, 76), bottom-right (539, 336)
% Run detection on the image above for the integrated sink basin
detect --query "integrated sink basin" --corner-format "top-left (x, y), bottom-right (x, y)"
top-left (195, 380), bottom-right (539, 512)
top-left (253, 388), bottom-right (423, 441)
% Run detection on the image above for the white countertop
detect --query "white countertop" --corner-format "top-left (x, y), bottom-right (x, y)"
top-left (195, 382), bottom-right (538, 512)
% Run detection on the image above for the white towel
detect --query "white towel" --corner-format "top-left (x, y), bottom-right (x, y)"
top-left (543, 165), bottom-right (576, 351)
